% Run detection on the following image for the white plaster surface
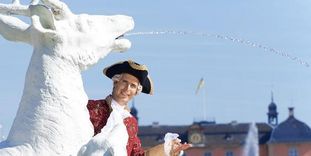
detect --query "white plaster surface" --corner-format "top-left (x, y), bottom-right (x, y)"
top-left (0, 0), bottom-right (134, 155)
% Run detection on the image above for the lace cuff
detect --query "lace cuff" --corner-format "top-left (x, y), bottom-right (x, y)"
top-left (164, 133), bottom-right (184, 156)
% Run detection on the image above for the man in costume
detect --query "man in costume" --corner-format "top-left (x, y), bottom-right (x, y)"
top-left (80, 60), bottom-right (191, 156)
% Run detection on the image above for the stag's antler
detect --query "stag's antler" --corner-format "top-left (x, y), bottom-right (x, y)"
top-left (0, 0), bottom-right (31, 44)
top-left (0, 0), bottom-right (71, 16)
top-left (0, 0), bottom-right (64, 44)
top-left (41, 0), bottom-right (72, 20)
top-left (0, 0), bottom-right (30, 16)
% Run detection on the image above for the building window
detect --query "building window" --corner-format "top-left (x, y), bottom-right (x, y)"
top-left (225, 151), bottom-right (234, 156)
top-left (204, 152), bottom-right (212, 156)
top-left (288, 148), bottom-right (299, 156)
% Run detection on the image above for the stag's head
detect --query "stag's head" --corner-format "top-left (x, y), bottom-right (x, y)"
top-left (65, 13), bottom-right (134, 53)
top-left (60, 13), bottom-right (135, 70)
top-left (0, 0), bottom-right (134, 69)
top-left (28, 1), bottom-right (134, 69)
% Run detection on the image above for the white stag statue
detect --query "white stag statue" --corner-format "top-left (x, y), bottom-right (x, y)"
top-left (0, 0), bottom-right (134, 155)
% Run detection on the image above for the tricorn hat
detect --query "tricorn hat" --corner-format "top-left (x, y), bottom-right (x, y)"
top-left (103, 60), bottom-right (153, 95)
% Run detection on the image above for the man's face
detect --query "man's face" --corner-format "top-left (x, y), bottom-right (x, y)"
top-left (112, 73), bottom-right (140, 106)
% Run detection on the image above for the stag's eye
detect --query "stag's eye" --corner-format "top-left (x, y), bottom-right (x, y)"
top-left (115, 35), bottom-right (124, 39)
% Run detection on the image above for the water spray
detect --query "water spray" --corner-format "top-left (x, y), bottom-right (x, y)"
top-left (126, 31), bottom-right (309, 68)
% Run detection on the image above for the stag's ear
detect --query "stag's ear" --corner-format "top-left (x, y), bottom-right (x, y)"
top-left (29, 4), bottom-right (55, 30)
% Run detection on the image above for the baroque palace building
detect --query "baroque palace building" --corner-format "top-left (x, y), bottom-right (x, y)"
top-left (132, 95), bottom-right (311, 156)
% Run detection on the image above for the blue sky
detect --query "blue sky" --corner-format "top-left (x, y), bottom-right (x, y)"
top-left (1, 0), bottom-right (311, 138)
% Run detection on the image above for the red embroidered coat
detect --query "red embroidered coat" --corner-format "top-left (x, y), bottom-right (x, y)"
top-left (87, 99), bottom-right (145, 156)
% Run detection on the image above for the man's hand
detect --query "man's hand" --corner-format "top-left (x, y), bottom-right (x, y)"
top-left (169, 139), bottom-right (192, 156)
top-left (164, 133), bottom-right (192, 156)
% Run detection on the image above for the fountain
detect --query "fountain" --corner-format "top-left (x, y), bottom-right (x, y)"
top-left (243, 122), bottom-right (259, 156)
top-left (0, 124), bottom-right (3, 142)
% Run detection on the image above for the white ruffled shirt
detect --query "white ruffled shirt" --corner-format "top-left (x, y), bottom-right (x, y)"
top-left (110, 99), bottom-right (132, 119)
top-left (100, 99), bottom-right (131, 155)
top-left (78, 100), bottom-right (131, 156)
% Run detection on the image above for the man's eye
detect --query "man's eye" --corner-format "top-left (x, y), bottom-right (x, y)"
top-left (119, 80), bottom-right (127, 86)
top-left (130, 84), bottom-right (137, 89)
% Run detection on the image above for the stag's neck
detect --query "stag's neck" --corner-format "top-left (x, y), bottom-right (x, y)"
top-left (24, 48), bottom-right (84, 98)
top-left (7, 47), bottom-right (92, 155)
